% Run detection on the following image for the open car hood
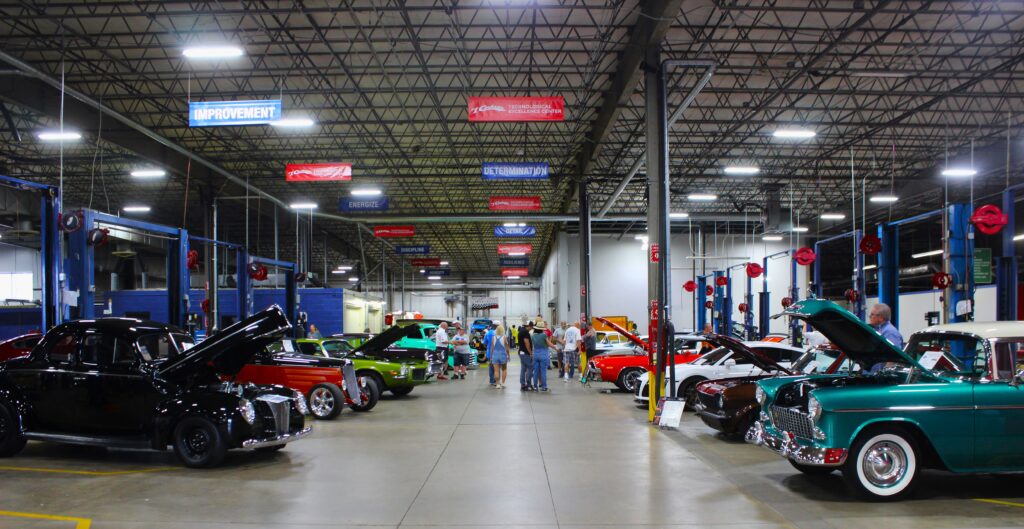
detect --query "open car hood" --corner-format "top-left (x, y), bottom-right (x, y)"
top-left (355, 323), bottom-right (426, 353)
top-left (773, 299), bottom-right (923, 370)
top-left (158, 305), bottom-right (292, 381)
top-left (706, 334), bottom-right (793, 375)
top-left (594, 317), bottom-right (649, 352)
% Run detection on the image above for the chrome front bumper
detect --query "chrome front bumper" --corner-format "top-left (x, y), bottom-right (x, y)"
top-left (242, 426), bottom-right (313, 449)
top-left (585, 365), bottom-right (603, 382)
top-left (745, 421), bottom-right (846, 467)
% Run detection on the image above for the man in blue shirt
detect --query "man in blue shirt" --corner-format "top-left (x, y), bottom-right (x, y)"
top-left (868, 303), bottom-right (903, 350)
top-left (484, 324), bottom-right (496, 386)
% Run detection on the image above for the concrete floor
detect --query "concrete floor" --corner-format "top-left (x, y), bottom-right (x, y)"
top-left (2, 362), bottom-right (1024, 528)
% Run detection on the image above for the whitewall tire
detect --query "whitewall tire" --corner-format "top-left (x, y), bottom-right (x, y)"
top-left (843, 430), bottom-right (919, 501)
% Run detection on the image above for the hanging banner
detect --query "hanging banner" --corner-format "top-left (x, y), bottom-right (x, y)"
top-left (411, 258), bottom-right (441, 267)
top-left (498, 256), bottom-right (529, 267)
top-left (374, 226), bottom-right (415, 238)
top-left (467, 96), bottom-right (564, 122)
top-left (502, 268), bottom-right (529, 277)
top-left (489, 196), bottom-right (541, 211)
top-left (189, 100), bottom-right (281, 127)
top-left (494, 226), bottom-right (537, 237)
top-left (339, 196), bottom-right (387, 211)
top-left (471, 297), bottom-right (500, 310)
top-left (498, 243), bottom-right (533, 255)
top-left (395, 245), bottom-right (430, 255)
top-left (482, 162), bottom-right (549, 180)
top-left (286, 163), bottom-right (353, 182)
top-left (424, 268), bottom-right (451, 277)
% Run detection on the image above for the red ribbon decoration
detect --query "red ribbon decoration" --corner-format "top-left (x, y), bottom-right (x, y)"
top-left (704, 300), bottom-right (714, 309)
top-left (794, 247), bottom-right (817, 266)
top-left (970, 204), bottom-right (1008, 235)
top-left (738, 302), bottom-right (749, 313)
top-left (745, 262), bottom-right (763, 278)
top-left (716, 276), bottom-right (728, 287)
top-left (781, 297), bottom-right (793, 308)
top-left (683, 280), bottom-right (697, 292)
top-left (705, 285), bottom-right (714, 296)
top-left (932, 272), bottom-right (953, 289)
top-left (187, 250), bottom-right (200, 271)
top-left (859, 234), bottom-right (882, 255)
top-left (844, 289), bottom-right (860, 303)
top-left (201, 299), bottom-right (211, 313)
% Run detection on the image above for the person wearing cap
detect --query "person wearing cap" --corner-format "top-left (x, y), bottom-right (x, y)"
top-left (531, 321), bottom-right (556, 392)
top-left (519, 321), bottom-right (535, 391)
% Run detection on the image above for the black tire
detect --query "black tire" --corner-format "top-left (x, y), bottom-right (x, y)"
top-left (390, 386), bottom-right (414, 397)
top-left (350, 377), bottom-right (380, 412)
top-left (841, 428), bottom-right (920, 501)
top-left (255, 444), bottom-right (286, 453)
top-left (789, 459), bottom-right (835, 476)
top-left (617, 368), bottom-right (644, 393)
top-left (0, 402), bottom-right (26, 458)
top-left (679, 377), bottom-right (706, 411)
top-left (172, 417), bottom-right (227, 468)
top-left (307, 383), bottom-right (345, 420)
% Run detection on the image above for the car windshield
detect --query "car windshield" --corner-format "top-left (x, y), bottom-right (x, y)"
top-left (321, 340), bottom-right (353, 358)
top-left (905, 333), bottom-right (980, 374)
top-left (792, 349), bottom-right (844, 374)
top-left (137, 332), bottom-right (194, 362)
top-left (695, 347), bottom-right (730, 365)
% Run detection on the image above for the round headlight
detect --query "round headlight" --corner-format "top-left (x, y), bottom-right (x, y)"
top-left (755, 385), bottom-right (766, 405)
top-left (238, 399), bottom-right (256, 424)
top-left (717, 394), bottom-right (725, 409)
top-left (808, 394), bottom-right (822, 421)
top-left (400, 364), bottom-right (409, 376)
top-left (293, 390), bottom-right (310, 415)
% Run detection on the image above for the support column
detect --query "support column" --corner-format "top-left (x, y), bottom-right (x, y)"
top-left (997, 189), bottom-right (1018, 320)
top-left (946, 204), bottom-right (975, 324)
top-left (696, 276), bottom-right (708, 331)
top-left (578, 178), bottom-right (592, 326)
top-left (712, 270), bottom-right (725, 334)
top-left (878, 223), bottom-right (900, 325)
top-left (758, 256), bottom-right (770, 339)
top-left (645, 45), bottom-right (671, 409)
top-left (40, 187), bottom-right (60, 329)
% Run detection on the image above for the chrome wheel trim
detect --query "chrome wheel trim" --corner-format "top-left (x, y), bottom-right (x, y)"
top-left (861, 440), bottom-right (907, 488)
top-left (622, 370), bottom-right (640, 391)
top-left (309, 387), bottom-right (336, 417)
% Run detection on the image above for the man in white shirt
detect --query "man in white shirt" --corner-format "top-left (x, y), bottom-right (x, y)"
top-left (434, 322), bottom-right (450, 381)
top-left (562, 321), bottom-right (582, 381)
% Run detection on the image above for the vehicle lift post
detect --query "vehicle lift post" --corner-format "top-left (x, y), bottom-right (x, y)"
top-left (877, 208), bottom-right (944, 328)
top-left (945, 203), bottom-right (975, 324)
top-left (696, 274), bottom-right (711, 332)
top-left (813, 230), bottom-right (866, 320)
top-left (244, 256), bottom-right (298, 336)
top-left (760, 250), bottom-right (794, 340)
top-left (0, 175), bottom-right (61, 330)
top-left (188, 235), bottom-right (246, 333)
top-left (996, 189), bottom-right (1018, 321)
top-left (713, 270), bottom-right (725, 334)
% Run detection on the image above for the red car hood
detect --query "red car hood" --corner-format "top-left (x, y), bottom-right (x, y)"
top-left (593, 317), bottom-right (649, 352)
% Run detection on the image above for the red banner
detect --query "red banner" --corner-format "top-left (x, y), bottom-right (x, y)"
top-left (411, 258), bottom-right (441, 267)
top-left (498, 243), bottom-right (533, 255)
top-left (374, 226), bottom-right (415, 238)
top-left (285, 163), bottom-right (352, 182)
top-left (502, 268), bottom-right (529, 277)
top-left (489, 196), bottom-right (541, 211)
top-left (468, 96), bottom-right (565, 122)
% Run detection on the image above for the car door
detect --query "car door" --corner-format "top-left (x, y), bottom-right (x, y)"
top-left (79, 330), bottom-right (164, 435)
top-left (973, 339), bottom-right (1024, 469)
top-left (31, 328), bottom-right (86, 432)
top-left (720, 351), bottom-right (756, 378)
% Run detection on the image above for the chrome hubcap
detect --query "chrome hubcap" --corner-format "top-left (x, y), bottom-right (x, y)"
top-left (310, 388), bottom-right (335, 416)
top-left (623, 371), bottom-right (639, 390)
top-left (862, 441), bottom-right (907, 488)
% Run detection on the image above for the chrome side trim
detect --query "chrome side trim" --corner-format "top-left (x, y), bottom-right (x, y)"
top-left (242, 426), bottom-right (313, 449)
top-left (832, 405), bottom-right (974, 413)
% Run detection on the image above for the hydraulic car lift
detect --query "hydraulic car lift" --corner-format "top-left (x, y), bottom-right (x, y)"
top-left (0, 174), bottom-right (60, 330)
top-left (814, 230), bottom-right (866, 320)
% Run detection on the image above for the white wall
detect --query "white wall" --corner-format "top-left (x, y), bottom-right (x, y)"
top-left (402, 289), bottom-right (540, 325)
top-left (0, 244), bottom-right (41, 302)
top-left (865, 285), bottom-right (997, 337)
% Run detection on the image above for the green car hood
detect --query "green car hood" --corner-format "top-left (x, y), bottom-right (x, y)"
top-left (774, 299), bottom-right (926, 371)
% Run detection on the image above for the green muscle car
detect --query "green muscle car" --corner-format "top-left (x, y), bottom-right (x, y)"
top-left (748, 299), bottom-right (1024, 501)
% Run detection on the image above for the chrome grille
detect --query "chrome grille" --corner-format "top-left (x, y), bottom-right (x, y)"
top-left (412, 368), bottom-right (427, 381)
top-left (769, 405), bottom-right (814, 440)
top-left (342, 363), bottom-right (361, 400)
top-left (256, 395), bottom-right (292, 436)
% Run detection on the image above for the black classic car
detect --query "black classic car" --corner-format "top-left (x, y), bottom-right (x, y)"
top-left (0, 305), bottom-right (311, 468)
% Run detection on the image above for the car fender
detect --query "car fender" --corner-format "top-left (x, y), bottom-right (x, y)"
top-left (153, 390), bottom-right (249, 450)
top-left (0, 376), bottom-right (30, 431)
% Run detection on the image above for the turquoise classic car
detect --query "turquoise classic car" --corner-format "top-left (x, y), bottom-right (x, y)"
top-left (748, 299), bottom-right (1024, 501)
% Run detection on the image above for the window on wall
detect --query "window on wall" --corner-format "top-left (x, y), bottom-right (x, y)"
top-left (0, 272), bottom-right (34, 302)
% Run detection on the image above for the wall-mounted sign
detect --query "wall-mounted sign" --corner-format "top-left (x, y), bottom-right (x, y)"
top-left (489, 196), bottom-right (541, 211)
top-left (494, 226), bottom-right (536, 237)
top-left (411, 258), bottom-right (441, 267)
top-left (482, 162), bottom-right (549, 180)
top-left (498, 243), bottom-right (532, 255)
top-left (339, 196), bottom-right (387, 211)
top-left (395, 245), bottom-right (430, 255)
top-left (468, 96), bottom-right (564, 122)
top-left (285, 162), bottom-right (352, 182)
top-left (974, 247), bottom-right (993, 284)
top-left (374, 226), bottom-right (415, 238)
top-left (498, 256), bottom-right (529, 267)
top-left (424, 268), bottom-right (451, 277)
top-left (189, 100), bottom-right (281, 127)
top-left (502, 268), bottom-right (529, 277)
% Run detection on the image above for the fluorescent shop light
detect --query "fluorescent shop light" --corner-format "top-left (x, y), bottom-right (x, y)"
top-left (634, 235), bottom-right (648, 241)
top-left (331, 270), bottom-right (348, 275)
top-left (517, 223), bottom-right (526, 227)
top-left (440, 261), bottom-right (449, 265)
top-left (772, 128), bottom-right (816, 139)
top-left (687, 194), bottom-right (718, 201)
top-left (427, 276), bottom-right (441, 280)
top-left (337, 265), bottom-right (353, 270)
top-left (290, 202), bottom-right (318, 209)
top-left (791, 227), bottom-right (809, 233)
top-left (419, 269), bottom-right (426, 273)
top-left (271, 117), bottom-right (315, 128)
top-left (508, 252), bottom-right (526, 256)
top-left (723, 165), bottom-right (759, 175)
top-left (1015, 234), bottom-right (1024, 242)
top-left (820, 213), bottom-right (846, 220)
top-left (351, 188), bottom-right (382, 196)
top-left (941, 167), bottom-right (976, 178)
top-left (182, 45), bottom-right (244, 59)
top-left (670, 212), bottom-right (689, 218)
top-left (130, 168), bottom-right (166, 178)
top-left (348, 277), bottom-right (359, 282)
top-left (762, 235), bottom-right (784, 242)
top-left (431, 282), bottom-right (443, 286)
top-left (912, 249), bottom-right (943, 259)
top-left (506, 276), bottom-right (521, 279)
top-left (503, 222), bottom-right (518, 227)
top-left (37, 130), bottom-right (82, 142)
top-left (870, 195), bottom-right (899, 203)
top-left (862, 264), bottom-right (877, 271)
top-left (123, 206), bottom-right (151, 213)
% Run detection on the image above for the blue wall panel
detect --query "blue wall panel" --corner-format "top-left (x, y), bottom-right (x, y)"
top-left (0, 308), bottom-right (42, 339)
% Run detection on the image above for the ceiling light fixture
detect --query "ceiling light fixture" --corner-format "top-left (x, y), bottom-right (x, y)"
top-left (791, 227), bottom-right (809, 233)
top-left (271, 117), bottom-right (316, 128)
top-left (634, 235), bottom-right (648, 241)
top-left (439, 261), bottom-right (449, 265)
top-left (687, 194), bottom-right (718, 201)
top-left (182, 45), bottom-right (244, 59)
top-left (861, 264), bottom-right (878, 271)
top-left (506, 276), bottom-right (521, 280)
top-left (289, 202), bottom-right (318, 209)
top-left (348, 277), bottom-right (359, 282)
top-left (431, 282), bottom-right (443, 286)
top-left (350, 188), bottom-right (382, 196)
top-left (870, 195), bottom-right (899, 203)
top-left (336, 265), bottom-right (353, 270)
top-left (723, 165), bottom-right (759, 175)
top-left (1015, 234), bottom-right (1024, 242)
top-left (517, 223), bottom-right (526, 227)
top-left (941, 167), bottom-right (977, 178)
top-left (331, 270), bottom-right (348, 275)
top-left (508, 252), bottom-right (526, 256)
top-left (762, 235), bottom-right (784, 242)
top-left (130, 168), bottom-right (166, 178)
top-left (37, 130), bottom-right (82, 142)
top-left (123, 206), bottom-right (151, 213)
top-left (427, 275), bottom-right (441, 280)
top-left (820, 213), bottom-right (846, 220)
top-left (772, 128), bottom-right (816, 139)
top-left (670, 212), bottom-right (689, 219)
top-left (503, 222), bottom-right (518, 227)
top-left (912, 249), bottom-right (943, 259)
top-left (419, 269), bottom-right (426, 273)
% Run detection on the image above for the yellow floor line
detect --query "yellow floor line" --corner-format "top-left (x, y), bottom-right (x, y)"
top-left (974, 498), bottom-right (1024, 508)
top-left (0, 509), bottom-right (91, 528)
top-left (0, 465), bottom-right (174, 476)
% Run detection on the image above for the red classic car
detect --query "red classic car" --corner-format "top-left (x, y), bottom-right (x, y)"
top-left (585, 318), bottom-right (708, 392)
top-left (0, 332), bottom-right (42, 363)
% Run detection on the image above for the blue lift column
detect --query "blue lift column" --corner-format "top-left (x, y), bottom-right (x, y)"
top-left (723, 268), bottom-right (734, 334)
top-left (946, 204), bottom-right (975, 323)
top-left (249, 257), bottom-right (297, 335)
top-left (878, 223), bottom-right (900, 325)
top-left (696, 275), bottom-right (708, 331)
top-left (713, 270), bottom-right (725, 334)
top-left (744, 267), bottom-right (754, 340)
top-left (0, 175), bottom-right (62, 328)
top-left (758, 255), bottom-right (771, 339)
top-left (997, 189), bottom-right (1018, 321)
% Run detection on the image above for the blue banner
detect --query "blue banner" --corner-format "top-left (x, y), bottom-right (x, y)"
top-left (424, 268), bottom-right (451, 277)
top-left (482, 162), bottom-right (549, 180)
top-left (340, 197), bottom-right (389, 212)
top-left (498, 257), bottom-right (529, 267)
top-left (494, 226), bottom-right (536, 237)
top-left (396, 245), bottom-right (430, 255)
top-left (189, 100), bottom-right (281, 127)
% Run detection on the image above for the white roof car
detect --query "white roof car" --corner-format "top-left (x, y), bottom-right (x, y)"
top-left (917, 322), bottom-right (1024, 340)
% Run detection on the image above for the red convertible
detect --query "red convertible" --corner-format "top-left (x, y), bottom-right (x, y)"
top-left (0, 332), bottom-right (42, 363)
top-left (585, 318), bottom-right (707, 392)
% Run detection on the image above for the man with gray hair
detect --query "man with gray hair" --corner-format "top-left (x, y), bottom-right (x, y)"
top-left (868, 303), bottom-right (903, 349)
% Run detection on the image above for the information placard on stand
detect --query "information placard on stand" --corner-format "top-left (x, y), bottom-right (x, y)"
top-left (658, 400), bottom-right (685, 429)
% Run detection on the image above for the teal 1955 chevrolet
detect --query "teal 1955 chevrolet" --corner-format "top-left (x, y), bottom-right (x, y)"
top-left (748, 299), bottom-right (1024, 501)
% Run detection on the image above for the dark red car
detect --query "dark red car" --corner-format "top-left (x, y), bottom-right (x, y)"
top-left (0, 332), bottom-right (42, 363)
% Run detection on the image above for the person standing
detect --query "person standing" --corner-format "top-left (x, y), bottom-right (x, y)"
top-left (452, 326), bottom-right (471, 380)
top-left (553, 322), bottom-right (567, 376)
top-left (519, 322), bottom-right (534, 391)
top-left (308, 324), bottom-right (323, 339)
top-left (582, 324), bottom-right (598, 376)
top-left (562, 321), bottom-right (582, 381)
top-left (434, 322), bottom-right (450, 381)
top-left (491, 324), bottom-right (510, 388)
top-left (868, 303), bottom-right (904, 349)
top-left (531, 322), bottom-right (554, 392)
top-left (484, 324), bottom-right (497, 386)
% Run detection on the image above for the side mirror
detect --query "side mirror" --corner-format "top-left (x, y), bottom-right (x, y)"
top-left (724, 358), bottom-right (737, 368)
